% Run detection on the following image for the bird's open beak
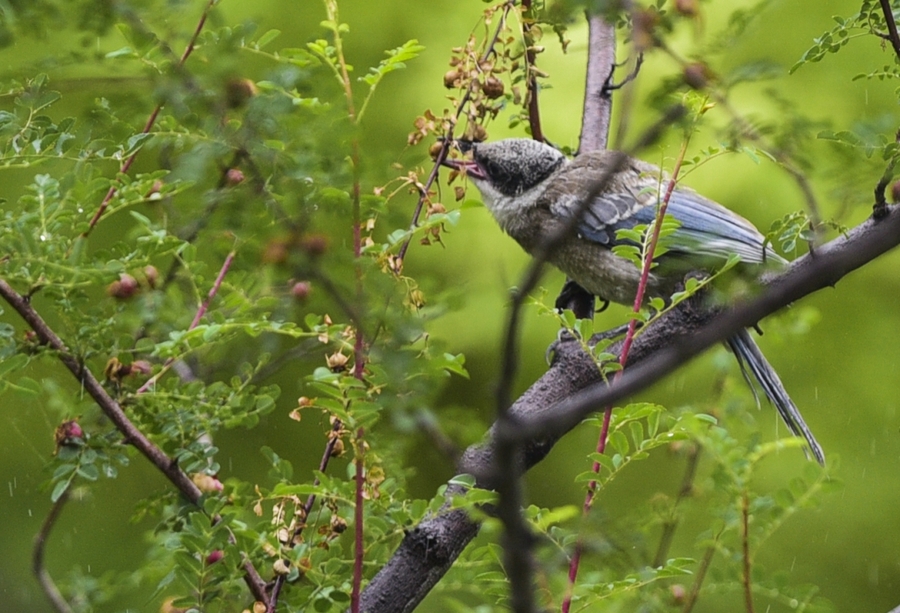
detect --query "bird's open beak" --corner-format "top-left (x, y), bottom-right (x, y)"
top-left (440, 157), bottom-right (487, 180)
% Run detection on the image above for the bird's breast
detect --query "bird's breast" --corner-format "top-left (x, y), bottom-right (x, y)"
top-left (551, 238), bottom-right (671, 306)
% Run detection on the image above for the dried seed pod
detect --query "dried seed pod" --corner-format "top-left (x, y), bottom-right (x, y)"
top-left (481, 76), bottom-right (505, 99)
top-left (443, 69), bottom-right (460, 88)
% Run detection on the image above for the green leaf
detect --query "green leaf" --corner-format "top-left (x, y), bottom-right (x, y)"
top-left (0, 353), bottom-right (27, 377)
top-left (255, 29), bottom-right (281, 50)
top-left (51, 480), bottom-right (69, 502)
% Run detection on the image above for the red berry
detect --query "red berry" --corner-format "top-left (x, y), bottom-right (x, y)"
top-left (291, 281), bottom-right (312, 301)
top-left (107, 273), bottom-right (139, 299)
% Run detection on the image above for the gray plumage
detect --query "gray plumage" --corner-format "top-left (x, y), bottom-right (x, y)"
top-left (445, 138), bottom-right (824, 464)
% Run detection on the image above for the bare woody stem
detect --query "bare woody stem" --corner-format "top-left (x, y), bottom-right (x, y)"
top-left (521, 0), bottom-right (544, 142)
top-left (0, 279), bottom-right (203, 501)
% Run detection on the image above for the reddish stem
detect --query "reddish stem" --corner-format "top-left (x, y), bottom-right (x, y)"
top-left (190, 251), bottom-right (235, 329)
top-left (136, 250), bottom-right (236, 394)
top-left (562, 142), bottom-right (690, 612)
top-left (351, 430), bottom-right (365, 613)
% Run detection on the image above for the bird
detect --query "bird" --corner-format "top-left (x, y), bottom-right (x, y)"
top-left (442, 137), bottom-right (825, 464)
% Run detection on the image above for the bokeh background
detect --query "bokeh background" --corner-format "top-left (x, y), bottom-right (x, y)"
top-left (1, 0), bottom-right (899, 611)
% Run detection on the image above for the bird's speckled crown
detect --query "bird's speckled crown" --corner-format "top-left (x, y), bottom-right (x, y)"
top-left (470, 139), bottom-right (566, 197)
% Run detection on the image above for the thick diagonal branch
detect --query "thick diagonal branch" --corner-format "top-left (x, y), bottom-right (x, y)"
top-left (358, 203), bottom-right (900, 613)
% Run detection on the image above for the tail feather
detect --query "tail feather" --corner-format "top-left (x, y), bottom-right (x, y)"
top-left (727, 329), bottom-right (825, 465)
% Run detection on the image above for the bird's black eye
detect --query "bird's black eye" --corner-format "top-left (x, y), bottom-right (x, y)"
top-left (483, 160), bottom-right (503, 180)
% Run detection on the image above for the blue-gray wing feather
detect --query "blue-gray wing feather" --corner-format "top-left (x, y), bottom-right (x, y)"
top-left (561, 187), bottom-right (781, 265)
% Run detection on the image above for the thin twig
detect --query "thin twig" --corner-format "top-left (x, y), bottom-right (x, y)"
top-left (0, 277), bottom-right (270, 604)
top-left (33, 489), bottom-right (74, 613)
top-left (352, 431), bottom-right (366, 613)
top-left (396, 0), bottom-right (516, 266)
top-left (681, 542), bottom-right (717, 613)
top-left (0, 279), bottom-right (202, 501)
top-left (652, 444), bottom-right (700, 568)
top-left (521, 0), bottom-right (544, 142)
top-left (83, 0), bottom-right (217, 236)
top-left (321, 3), bottom-right (369, 609)
top-left (741, 491), bottom-right (755, 613)
top-left (269, 419), bottom-right (345, 609)
top-left (668, 43), bottom-right (825, 234)
top-left (136, 250), bottom-right (236, 394)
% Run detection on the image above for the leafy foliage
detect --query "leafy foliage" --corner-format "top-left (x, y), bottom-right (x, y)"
top-left (2, 0), bottom-right (890, 611)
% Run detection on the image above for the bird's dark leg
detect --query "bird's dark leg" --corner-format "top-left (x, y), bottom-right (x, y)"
top-left (555, 278), bottom-right (598, 319)
top-left (548, 279), bottom-right (621, 365)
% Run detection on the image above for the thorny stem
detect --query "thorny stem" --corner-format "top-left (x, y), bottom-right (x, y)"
top-left (33, 489), bottom-right (74, 613)
top-left (136, 251), bottom-right (236, 394)
top-left (563, 136), bottom-right (692, 612)
top-left (396, 0), bottom-right (515, 266)
top-left (83, 0), bottom-right (217, 237)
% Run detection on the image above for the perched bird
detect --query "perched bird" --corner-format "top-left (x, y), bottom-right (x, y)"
top-left (442, 138), bottom-right (824, 464)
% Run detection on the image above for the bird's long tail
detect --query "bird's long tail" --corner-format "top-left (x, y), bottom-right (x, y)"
top-left (726, 329), bottom-right (825, 465)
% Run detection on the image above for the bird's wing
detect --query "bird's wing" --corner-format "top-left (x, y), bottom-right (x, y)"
top-left (552, 184), bottom-right (781, 265)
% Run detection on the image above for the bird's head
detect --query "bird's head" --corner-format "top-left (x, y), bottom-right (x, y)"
top-left (441, 138), bottom-right (567, 209)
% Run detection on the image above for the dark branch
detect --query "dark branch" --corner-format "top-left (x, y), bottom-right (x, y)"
top-left (522, 0), bottom-right (545, 142)
top-left (508, 203), bottom-right (900, 444)
top-left (358, 203), bottom-right (900, 613)
top-left (0, 279), bottom-right (270, 604)
top-left (879, 0), bottom-right (900, 60)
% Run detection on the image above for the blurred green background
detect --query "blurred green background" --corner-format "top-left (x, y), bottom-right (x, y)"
top-left (1, 0), bottom-right (899, 611)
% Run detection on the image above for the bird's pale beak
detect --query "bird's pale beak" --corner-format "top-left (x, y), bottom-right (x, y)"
top-left (440, 157), bottom-right (487, 180)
